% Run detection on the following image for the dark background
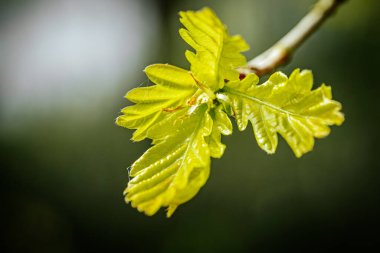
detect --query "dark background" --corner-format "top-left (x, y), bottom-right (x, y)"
top-left (1, 0), bottom-right (379, 252)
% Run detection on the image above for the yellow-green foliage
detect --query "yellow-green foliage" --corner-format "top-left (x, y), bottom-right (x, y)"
top-left (116, 7), bottom-right (344, 217)
top-left (220, 69), bottom-right (344, 157)
top-left (116, 64), bottom-right (198, 141)
top-left (179, 8), bottom-right (249, 90)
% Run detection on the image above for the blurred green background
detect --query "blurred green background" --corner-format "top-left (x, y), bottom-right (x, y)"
top-left (1, 0), bottom-right (379, 252)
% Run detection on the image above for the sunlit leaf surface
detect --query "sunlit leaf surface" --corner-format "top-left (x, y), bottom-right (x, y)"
top-left (116, 7), bottom-right (344, 217)
top-left (179, 7), bottom-right (249, 91)
top-left (116, 64), bottom-right (198, 141)
top-left (125, 104), bottom-right (212, 217)
top-left (219, 69), bottom-right (344, 157)
top-left (208, 105), bottom-right (233, 158)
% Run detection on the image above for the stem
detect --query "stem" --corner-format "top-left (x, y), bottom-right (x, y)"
top-left (239, 0), bottom-right (347, 77)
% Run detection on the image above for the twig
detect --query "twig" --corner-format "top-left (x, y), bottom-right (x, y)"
top-left (239, 0), bottom-right (347, 77)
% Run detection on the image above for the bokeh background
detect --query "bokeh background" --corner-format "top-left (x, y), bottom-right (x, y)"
top-left (1, 0), bottom-right (379, 252)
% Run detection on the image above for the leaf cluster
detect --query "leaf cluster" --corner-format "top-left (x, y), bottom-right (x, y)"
top-left (116, 8), bottom-right (344, 217)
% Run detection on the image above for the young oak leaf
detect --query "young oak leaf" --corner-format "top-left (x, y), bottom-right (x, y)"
top-left (117, 7), bottom-right (246, 216)
top-left (179, 7), bottom-right (249, 91)
top-left (117, 6), bottom-right (345, 217)
top-left (219, 69), bottom-right (344, 157)
top-left (208, 105), bottom-right (233, 158)
top-left (116, 8), bottom-right (247, 141)
top-left (125, 104), bottom-right (213, 217)
top-left (116, 64), bottom-right (198, 141)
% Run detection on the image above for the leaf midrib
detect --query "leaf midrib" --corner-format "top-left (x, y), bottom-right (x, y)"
top-left (222, 87), bottom-right (312, 120)
top-left (175, 107), bottom-right (207, 181)
top-left (128, 107), bottom-right (207, 204)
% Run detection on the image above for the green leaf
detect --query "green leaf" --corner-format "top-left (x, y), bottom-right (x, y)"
top-left (219, 69), bottom-right (344, 157)
top-left (125, 104), bottom-right (213, 217)
top-left (117, 6), bottom-right (345, 217)
top-left (116, 64), bottom-right (198, 141)
top-left (179, 7), bottom-right (249, 91)
top-left (208, 105), bottom-right (233, 158)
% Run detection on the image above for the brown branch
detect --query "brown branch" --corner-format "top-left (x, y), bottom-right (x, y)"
top-left (239, 0), bottom-right (347, 77)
